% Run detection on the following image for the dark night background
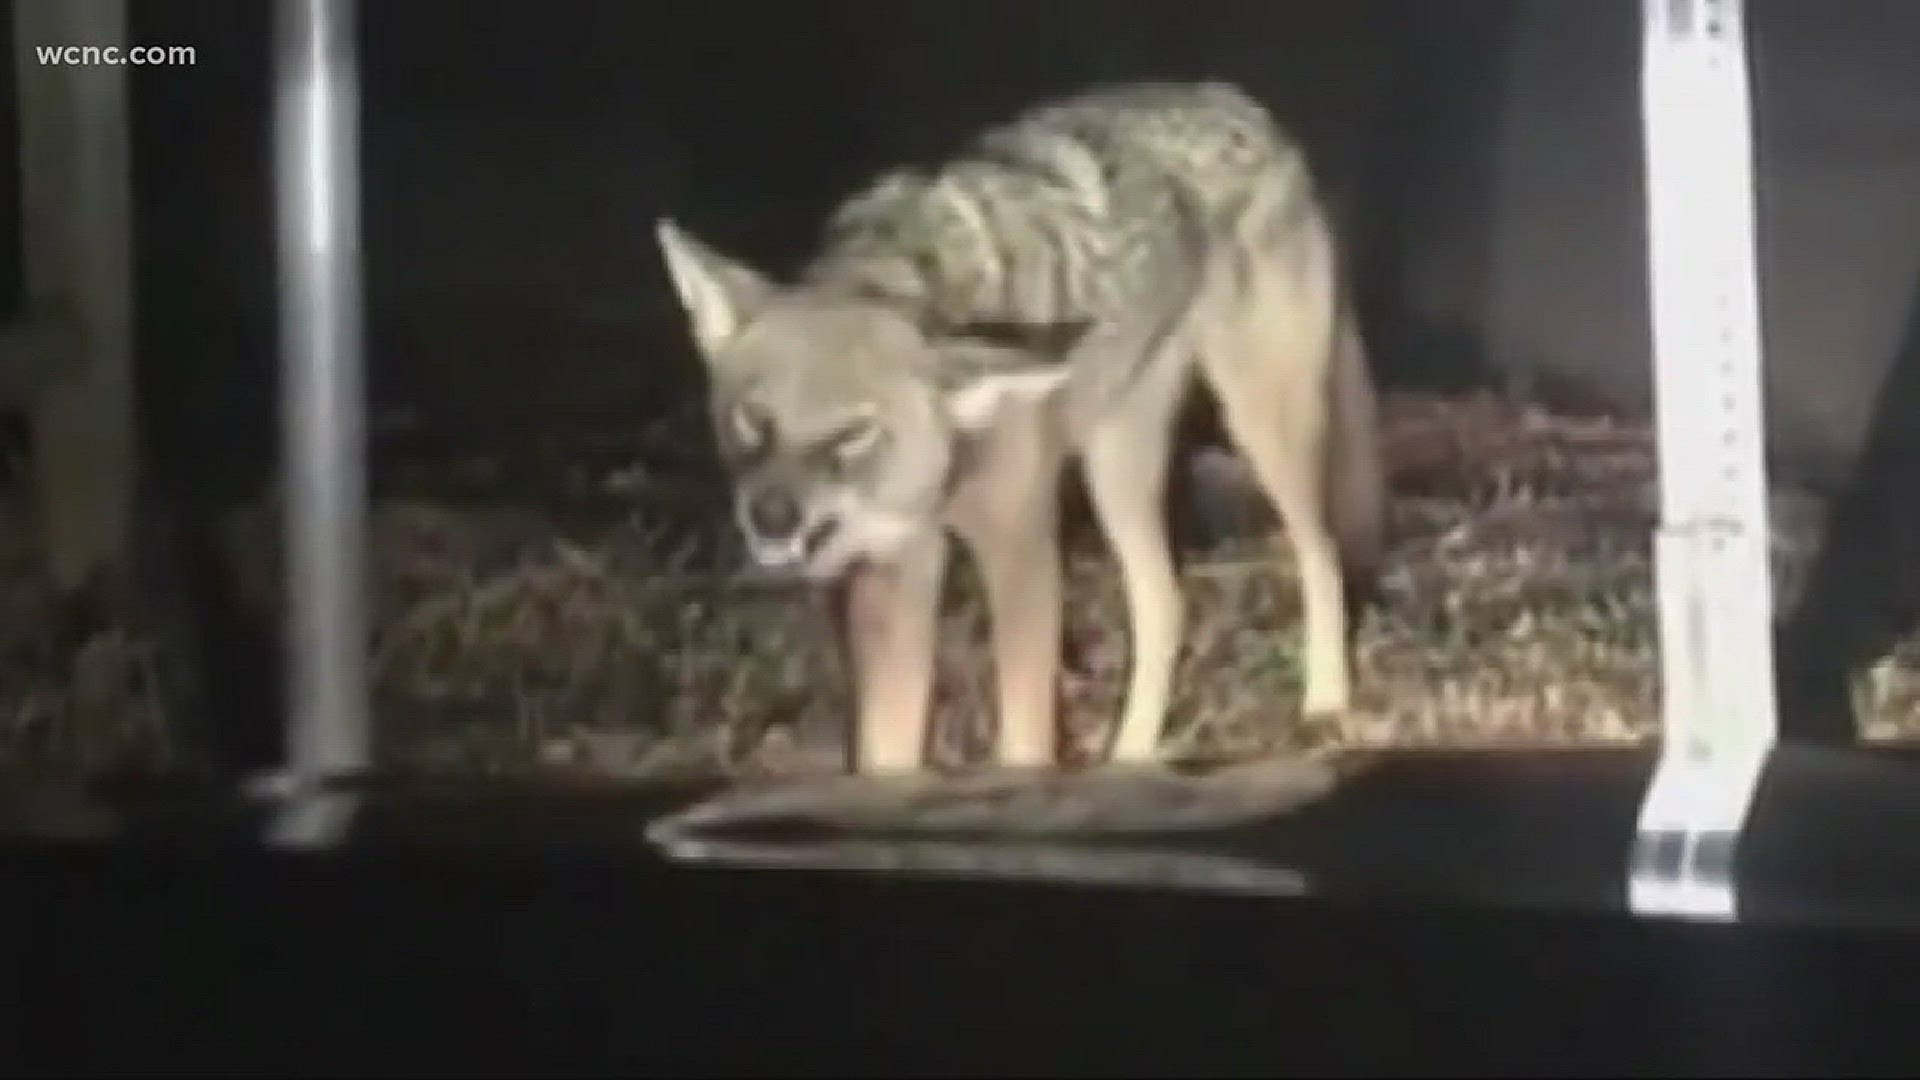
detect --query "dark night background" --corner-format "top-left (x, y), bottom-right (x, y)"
top-left (6, 0), bottom-right (1920, 753)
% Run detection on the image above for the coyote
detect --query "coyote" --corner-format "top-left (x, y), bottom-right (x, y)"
top-left (655, 82), bottom-right (1386, 774)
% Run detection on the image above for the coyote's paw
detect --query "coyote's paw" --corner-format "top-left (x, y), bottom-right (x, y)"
top-left (1299, 705), bottom-right (1349, 742)
top-left (1104, 735), bottom-right (1170, 768)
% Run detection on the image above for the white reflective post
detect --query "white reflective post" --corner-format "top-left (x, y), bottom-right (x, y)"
top-left (271, 0), bottom-right (371, 790)
top-left (1631, 0), bottom-right (1779, 920)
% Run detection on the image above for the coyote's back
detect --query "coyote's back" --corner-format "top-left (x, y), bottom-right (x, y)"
top-left (807, 82), bottom-right (1320, 337)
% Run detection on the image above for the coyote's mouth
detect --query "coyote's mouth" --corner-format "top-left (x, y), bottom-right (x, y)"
top-left (801, 516), bottom-right (838, 559)
top-left (743, 513), bottom-right (845, 580)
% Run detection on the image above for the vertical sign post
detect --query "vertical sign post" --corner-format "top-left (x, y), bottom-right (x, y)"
top-left (271, 0), bottom-right (371, 791)
top-left (1631, 0), bottom-right (1779, 920)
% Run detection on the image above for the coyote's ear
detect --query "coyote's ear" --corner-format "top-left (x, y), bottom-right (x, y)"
top-left (928, 323), bottom-right (1083, 435)
top-left (938, 361), bottom-right (1075, 435)
top-left (655, 218), bottom-right (773, 356)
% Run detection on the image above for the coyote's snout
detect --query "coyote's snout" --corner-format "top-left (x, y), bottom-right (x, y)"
top-left (655, 81), bottom-right (1386, 775)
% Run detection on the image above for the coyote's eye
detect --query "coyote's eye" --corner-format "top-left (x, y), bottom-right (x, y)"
top-left (727, 402), bottom-right (771, 454)
top-left (828, 418), bottom-right (882, 469)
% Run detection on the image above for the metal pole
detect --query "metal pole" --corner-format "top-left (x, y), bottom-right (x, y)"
top-left (10, 0), bottom-right (136, 597)
top-left (272, 0), bottom-right (371, 783)
top-left (1630, 0), bottom-right (1778, 921)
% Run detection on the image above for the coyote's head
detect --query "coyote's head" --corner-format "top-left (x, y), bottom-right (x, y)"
top-left (655, 220), bottom-right (1074, 583)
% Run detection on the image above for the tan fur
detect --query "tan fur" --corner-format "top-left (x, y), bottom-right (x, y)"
top-left (654, 81), bottom-right (1387, 774)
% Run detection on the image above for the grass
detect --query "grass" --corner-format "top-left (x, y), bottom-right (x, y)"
top-left (3, 387), bottom-right (1918, 781)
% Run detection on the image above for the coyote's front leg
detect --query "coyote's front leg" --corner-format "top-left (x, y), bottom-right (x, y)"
top-left (834, 528), bottom-right (949, 774)
top-left (947, 404), bottom-right (1070, 770)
